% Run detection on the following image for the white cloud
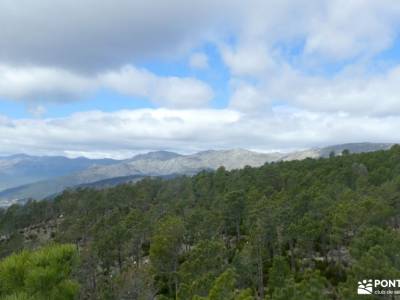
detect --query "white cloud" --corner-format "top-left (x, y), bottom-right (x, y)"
top-left (0, 0), bottom-right (234, 71)
top-left (287, 66), bottom-right (400, 115)
top-left (98, 66), bottom-right (154, 99)
top-left (304, 0), bottom-right (400, 60)
top-left (100, 66), bottom-right (214, 108)
top-left (2, 0), bottom-right (400, 72)
top-left (2, 0), bottom-right (400, 111)
top-left (221, 39), bottom-right (400, 116)
top-left (234, 0), bottom-right (400, 61)
top-left (0, 64), bottom-right (96, 101)
top-left (189, 52), bottom-right (209, 69)
top-left (151, 77), bottom-right (213, 108)
top-left (0, 108), bottom-right (398, 158)
top-left (220, 43), bottom-right (275, 76)
top-left (27, 105), bottom-right (47, 118)
top-left (0, 109), bottom-right (240, 157)
top-left (241, 62), bottom-right (400, 116)
top-left (0, 64), bottom-right (214, 108)
top-left (229, 81), bottom-right (270, 112)
top-left (1, 0), bottom-right (400, 156)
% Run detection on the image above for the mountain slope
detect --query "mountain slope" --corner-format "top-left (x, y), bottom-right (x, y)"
top-left (0, 154), bottom-right (118, 191)
top-left (0, 143), bottom-right (395, 205)
top-left (281, 142), bottom-right (393, 161)
top-left (0, 149), bottom-right (280, 204)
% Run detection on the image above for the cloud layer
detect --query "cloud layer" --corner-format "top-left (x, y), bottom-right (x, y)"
top-left (1, 108), bottom-right (398, 158)
top-left (0, 0), bottom-right (232, 71)
top-left (3, 0), bottom-right (400, 70)
top-left (1, 0), bottom-right (400, 156)
top-left (0, 64), bottom-right (213, 108)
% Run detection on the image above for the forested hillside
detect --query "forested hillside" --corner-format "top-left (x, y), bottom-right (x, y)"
top-left (2, 146), bottom-right (400, 299)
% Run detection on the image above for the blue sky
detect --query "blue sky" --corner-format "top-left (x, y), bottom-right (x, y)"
top-left (1, 0), bottom-right (400, 158)
top-left (0, 43), bottom-right (232, 119)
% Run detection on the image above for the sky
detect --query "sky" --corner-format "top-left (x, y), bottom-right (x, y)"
top-left (1, 0), bottom-right (400, 158)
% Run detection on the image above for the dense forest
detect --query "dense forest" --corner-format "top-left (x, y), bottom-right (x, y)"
top-left (1, 146), bottom-right (400, 299)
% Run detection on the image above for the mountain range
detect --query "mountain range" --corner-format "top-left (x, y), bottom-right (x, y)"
top-left (0, 142), bottom-right (394, 207)
top-left (0, 155), bottom-right (117, 191)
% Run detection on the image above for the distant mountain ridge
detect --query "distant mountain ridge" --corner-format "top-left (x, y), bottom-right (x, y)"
top-left (0, 154), bottom-right (118, 191)
top-left (0, 143), bottom-right (395, 206)
top-left (281, 142), bottom-right (394, 161)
